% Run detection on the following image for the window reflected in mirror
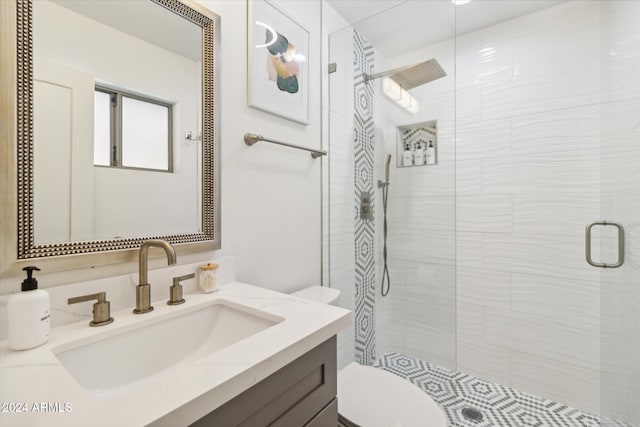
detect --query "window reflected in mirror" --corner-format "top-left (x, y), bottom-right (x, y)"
top-left (93, 90), bottom-right (111, 167)
top-left (94, 87), bottom-right (173, 172)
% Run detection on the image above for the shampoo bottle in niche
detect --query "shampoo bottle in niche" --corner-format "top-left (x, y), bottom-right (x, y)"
top-left (402, 143), bottom-right (413, 167)
top-left (425, 140), bottom-right (436, 165)
top-left (8, 266), bottom-right (50, 350)
top-left (413, 141), bottom-right (425, 165)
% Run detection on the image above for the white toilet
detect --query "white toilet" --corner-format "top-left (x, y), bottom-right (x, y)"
top-left (291, 286), bottom-right (447, 427)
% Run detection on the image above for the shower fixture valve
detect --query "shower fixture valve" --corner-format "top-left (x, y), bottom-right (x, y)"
top-left (360, 191), bottom-right (374, 221)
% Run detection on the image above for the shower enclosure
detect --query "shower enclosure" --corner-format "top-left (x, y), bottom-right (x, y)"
top-left (324, 0), bottom-right (639, 425)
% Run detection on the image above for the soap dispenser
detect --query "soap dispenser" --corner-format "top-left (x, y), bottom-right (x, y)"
top-left (8, 266), bottom-right (50, 350)
top-left (425, 140), bottom-right (436, 165)
top-left (402, 143), bottom-right (413, 167)
top-left (414, 141), bottom-right (425, 166)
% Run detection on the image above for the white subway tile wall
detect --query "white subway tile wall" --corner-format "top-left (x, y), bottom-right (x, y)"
top-left (456, 2), bottom-right (604, 414)
top-left (382, 1), bottom-right (606, 415)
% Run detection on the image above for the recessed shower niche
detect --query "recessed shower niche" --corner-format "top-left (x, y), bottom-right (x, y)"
top-left (396, 121), bottom-right (437, 168)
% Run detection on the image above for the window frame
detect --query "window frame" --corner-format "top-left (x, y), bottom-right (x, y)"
top-left (94, 85), bottom-right (174, 173)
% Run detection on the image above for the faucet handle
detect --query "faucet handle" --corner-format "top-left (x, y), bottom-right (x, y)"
top-left (68, 291), bottom-right (114, 327)
top-left (168, 273), bottom-right (195, 306)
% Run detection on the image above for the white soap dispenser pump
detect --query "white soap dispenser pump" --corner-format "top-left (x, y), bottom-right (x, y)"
top-left (414, 141), bottom-right (425, 166)
top-left (402, 143), bottom-right (413, 167)
top-left (8, 266), bottom-right (50, 350)
top-left (425, 139), bottom-right (436, 165)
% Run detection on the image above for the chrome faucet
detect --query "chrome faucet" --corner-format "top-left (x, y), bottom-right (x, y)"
top-left (134, 240), bottom-right (177, 314)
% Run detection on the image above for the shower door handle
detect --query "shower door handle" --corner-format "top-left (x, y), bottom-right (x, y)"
top-left (585, 221), bottom-right (625, 268)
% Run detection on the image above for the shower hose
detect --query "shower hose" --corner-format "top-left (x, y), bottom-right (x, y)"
top-left (380, 178), bottom-right (391, 297)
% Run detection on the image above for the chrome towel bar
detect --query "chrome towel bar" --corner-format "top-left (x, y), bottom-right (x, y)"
top-left (244, 133), bottom-right (327, 158)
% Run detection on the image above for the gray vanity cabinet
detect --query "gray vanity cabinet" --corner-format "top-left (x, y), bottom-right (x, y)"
top-left (190, 336), bottom-right (338, 427)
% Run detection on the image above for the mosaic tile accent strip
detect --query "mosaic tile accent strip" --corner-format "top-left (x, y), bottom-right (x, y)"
top-left (353, 29), bottom-right (376, 366)
top-left (376, 352), bottom-right (634, 427)
top-left (402, 126), bottom-right (437, 150)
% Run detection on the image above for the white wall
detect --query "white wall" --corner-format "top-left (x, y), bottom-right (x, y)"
top-left (196, 0), bottom-right (323, 293)
top-left (2, 0), bottom-right (324, 299)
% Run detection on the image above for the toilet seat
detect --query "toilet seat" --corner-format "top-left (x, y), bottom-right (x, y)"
top-left (337, 362), bottom-right (447, 427)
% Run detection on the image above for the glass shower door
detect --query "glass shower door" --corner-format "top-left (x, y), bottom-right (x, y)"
top-left (325, 0), bottom-right (457, 371)
top-left (598, 1), bottom-right (640, 425)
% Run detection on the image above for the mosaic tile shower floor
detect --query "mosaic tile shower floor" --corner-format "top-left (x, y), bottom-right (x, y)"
top-left (374, 352), bottom-right (633, 427)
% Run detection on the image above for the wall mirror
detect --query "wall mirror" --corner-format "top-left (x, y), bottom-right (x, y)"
top-left (14, 0), bottom-right (220, 261)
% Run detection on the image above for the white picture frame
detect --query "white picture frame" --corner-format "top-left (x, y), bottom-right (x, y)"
top-left (247, 0), bottom-right (309, 125)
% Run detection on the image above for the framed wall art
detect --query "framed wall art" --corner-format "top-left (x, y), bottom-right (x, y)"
top-left (247, 0), bottom-right (309, 125)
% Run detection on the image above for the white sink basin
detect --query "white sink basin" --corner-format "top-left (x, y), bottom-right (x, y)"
top-left (53, 299), bottom-right (282, 395)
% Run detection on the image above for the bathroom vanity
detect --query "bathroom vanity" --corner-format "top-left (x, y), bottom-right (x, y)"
top-left (0, 0), bottom-right (348, 423)
top-left (0, 282), bottom-right (351, 427)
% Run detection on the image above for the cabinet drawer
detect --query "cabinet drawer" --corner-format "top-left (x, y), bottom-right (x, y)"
top-left (305, 399), bottom-right (338, 427)
top-left (191, 336), bottom-right (337, 427)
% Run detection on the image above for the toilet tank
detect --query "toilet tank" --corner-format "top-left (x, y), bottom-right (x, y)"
top-left (290, 285), bottom-right (340, 305)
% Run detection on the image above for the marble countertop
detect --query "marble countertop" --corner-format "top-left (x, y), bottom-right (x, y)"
top-left (0, 282), bottom-right (352, 427)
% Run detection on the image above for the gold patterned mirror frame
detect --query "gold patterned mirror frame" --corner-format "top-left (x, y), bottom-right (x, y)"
top-left (12, 0), bottom-right (221, 260)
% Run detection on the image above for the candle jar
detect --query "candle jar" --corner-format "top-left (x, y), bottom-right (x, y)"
top-left (198, 263), bottom-right (219, 293)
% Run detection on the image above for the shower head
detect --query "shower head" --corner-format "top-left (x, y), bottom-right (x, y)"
top-left (390, 59), bottom-right (447, 90)
top-left (365, 58), bottom-right (447, 90)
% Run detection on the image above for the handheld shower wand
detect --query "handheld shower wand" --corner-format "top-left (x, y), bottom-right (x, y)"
top-left (385, 153), bottom-right (391, 183)
top-left (378, 154), bottom-right (391, 188)
top-left (379, 154), bottom-right (392, 296)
